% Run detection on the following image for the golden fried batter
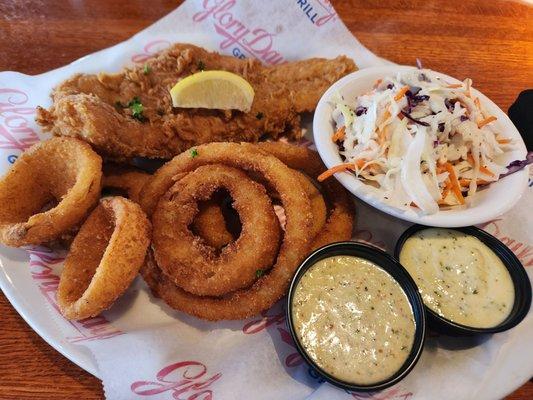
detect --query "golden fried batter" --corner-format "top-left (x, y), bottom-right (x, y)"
top-left (36, 43), bottom-right (356, 159)
top-left (58, 196), bottom-right (151, 320)
top-left (0, 137), bottom-right (102, 247)
top-left (102, 164), bottom-right (152, 203)
top-left (153, 164), bottom-right (281, 297)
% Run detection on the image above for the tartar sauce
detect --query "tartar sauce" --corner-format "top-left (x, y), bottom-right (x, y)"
top-left (292, 255), bottom-right (415, 385)
top-left (399, 228), bottom-right (514, 328)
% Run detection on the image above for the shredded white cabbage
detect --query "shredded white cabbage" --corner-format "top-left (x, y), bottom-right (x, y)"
top-left (330, 69), bottom-right (511, 214)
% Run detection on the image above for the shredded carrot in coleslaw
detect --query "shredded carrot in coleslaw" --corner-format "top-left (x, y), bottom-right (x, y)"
top-left (317, 163), bottom-right (356, 182)
top-left (478, 116), bottom-right (497, 128)
top-left (466, 153), bottom-right (495, 176)
top-left (394, 86), bottom-right (410, 101)
top-left (497, 138), bottom-right (512, 144)
top-left (332, 126), bottom-right (346, 142)
top-left (443, 163), bottom-right (465, 205)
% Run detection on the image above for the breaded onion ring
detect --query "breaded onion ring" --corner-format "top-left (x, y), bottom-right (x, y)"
top-left (103, 164), bottom-right (151, 204)
top-left (256, 142), bottom-right (354, 249)
top-left (192, 199), bottom-right (235, 249)
top-left (0, 137), bottom-right (102, 247)
top-left (140, 142), bottom-right (313, 320)
top-left (287, 171), bottom-right (327, 240)
top-left (153, 164), bottom-right (281, 296)
top-left (58, 196), bottom-right (151, 320)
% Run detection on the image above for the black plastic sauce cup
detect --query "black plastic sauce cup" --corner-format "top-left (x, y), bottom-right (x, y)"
top-left (395, 225), bottom-right (532, 336)
top-left (286, 241), bottom-right (426, 392)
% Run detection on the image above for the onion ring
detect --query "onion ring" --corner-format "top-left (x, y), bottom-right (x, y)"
top-left (140, 142), bottom-right (312, 320)
top-left (103, 164), bottom-right (151, 204)
top-left (256, 142), bottom-right (354, 249)
top-left (152, 164), bottom-right (281, 296)
top-left (58, 196), bottom-right (151, 320)
top-left (191, 198), bottom-right (235, 249)
top-left (285, 170), bottom-right (327, 240)
top-left (0, 137), bottom-right (102, 247)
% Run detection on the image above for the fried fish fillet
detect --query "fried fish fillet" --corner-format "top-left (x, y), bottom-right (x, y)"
top-left (36, 43), bottom-right (356, 159)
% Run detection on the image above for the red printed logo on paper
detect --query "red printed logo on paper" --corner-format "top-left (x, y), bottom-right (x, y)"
top-left (192, 0), bottom-right (285, 65)
top-left (131, 361), bottom-right (222, 399)
top-left (131, 40), bottom-right (172, 64)
top-left (295, 0), bottom-right (338, 27)
top-left (352, 228), bottom-right (386, 250)
top-left (243, 310), bottom-right (303, 368)
top-left (479, 219), bottom-right (533, 267)
top-left (0, 88), bottom-right (40, 158)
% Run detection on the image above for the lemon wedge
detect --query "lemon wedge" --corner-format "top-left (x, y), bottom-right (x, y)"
top-left (170, 70), bottom-right (255, 112)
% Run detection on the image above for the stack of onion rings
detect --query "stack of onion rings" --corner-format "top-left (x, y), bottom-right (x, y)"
top-left (0, 135), bottom-right (354, 322)
top-left (153, 164), bottom-right (281, 296)
top-left (0, 137), bottom-right (102, 247)
top-left (139, 142), bottom-right (354, 321)
top-left (58, 196), bottom-right (151, 320)
top-left (140, 142), bottom-right (314, 320)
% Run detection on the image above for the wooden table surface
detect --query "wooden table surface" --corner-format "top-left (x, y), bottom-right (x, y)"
top-left (0, 0), bottom-right (531, 398)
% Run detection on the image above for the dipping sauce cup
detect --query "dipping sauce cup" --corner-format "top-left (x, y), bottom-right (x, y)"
top-left (395, 225), bottom-right (531, 336)
top-left (287, 241), bottom-right (426, 392)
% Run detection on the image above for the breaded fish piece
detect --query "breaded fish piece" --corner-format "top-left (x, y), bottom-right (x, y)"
top-left (36, 43), bottom-right (356, 159)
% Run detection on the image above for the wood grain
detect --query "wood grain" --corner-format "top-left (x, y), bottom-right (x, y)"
top-left (0, 0), bottom-right (531, 398)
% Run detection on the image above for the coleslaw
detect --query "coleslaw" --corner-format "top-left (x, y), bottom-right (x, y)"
top-left (319, 69), bottom-right (513, 214)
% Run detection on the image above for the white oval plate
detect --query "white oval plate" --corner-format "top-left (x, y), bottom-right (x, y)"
top-left (313, 65), bottom-right (528, 227)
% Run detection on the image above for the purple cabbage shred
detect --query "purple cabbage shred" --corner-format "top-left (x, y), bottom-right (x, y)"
top-left (418, 73), bottom-right (431, 83)
top-left (400, 111), bottom-right (430, 126)
top-left (355, 106), bottom-right (368, 116)
top-left (444, 98), bottom-right (454, 112)
top-left (414, 94), bottom-right (430, 102)
top-left (438, 122), bottom-right (445, 132)
top-left (499, 152), bottom-right (533, 178)
top-left (404, 88), bottom-right (429, 113)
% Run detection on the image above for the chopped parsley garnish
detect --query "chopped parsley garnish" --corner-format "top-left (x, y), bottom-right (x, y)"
top-left (143, 64), bottom-right (151, 75)
top-left (256, 112), bottom-right (264, 120)
top-left (127, 97), bottom-right (145, 122)
top-left (255, 269), bottom-right (265, 278)
top-left (197, 61), bottom-right (205, 71)
top-left (190, 148), bottom-right (199, 158)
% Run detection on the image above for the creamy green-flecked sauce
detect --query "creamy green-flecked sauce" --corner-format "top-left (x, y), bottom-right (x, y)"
top-left (292, 255), bottom-right (415, 385)
top-left (400, 228), bottom-right (514, 328)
